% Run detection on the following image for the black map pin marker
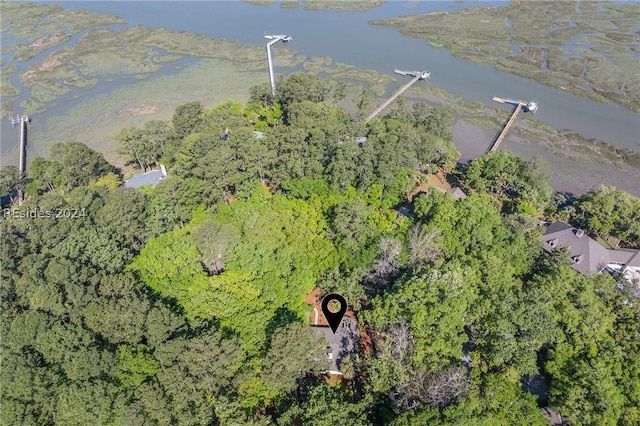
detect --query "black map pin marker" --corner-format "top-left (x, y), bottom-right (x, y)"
top-left (321, 293), bottom-right (347, 334)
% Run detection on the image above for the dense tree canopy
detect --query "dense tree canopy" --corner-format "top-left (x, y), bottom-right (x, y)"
top-left (2, 74), bottom-right (638, 425)
top-left (25, 143), bottom-right (117, 194)
top-left (462, 150), bottom-right (552, 215)
top-left (570, 185), bottom-right (640, 246)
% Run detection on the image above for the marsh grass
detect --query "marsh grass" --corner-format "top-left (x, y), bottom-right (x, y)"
top-left (409, 83), bottom-right (640, 172)
top-left (1, 2), bottom-right (125, 47)
top-left (12, 34), bottom-right (73, 62)
top-left (241, 0), bottom-right (275, 5)
top-left (21, 60), bottom-right (77, 84)
top-left (465, 117), bottom-right (501, 131)
top-left (303, 56), bottom-right (333, 75)
top-left (280, 1), bottom-right (300, 8)
top-left (303, 56), bottom-right (355, 76)
top-left (30, 80), bottom-right (70, 103)
top-left (335, 63), bottom-right (354, 72)
top-left (272, 48), bottom-right (306, 68)
top-left (19, 98), bottom-right (45, 115)
top-left (1, 100), bottom-right (15, 119)
top-left (64, 76), bottom-right (98, 88)
top-left (15, 24), bottom-right (275, 108)
top-left (1, 75), bottom-right (20, 97)
top-left (333, 69), bottom-right (395, 96)
top-left (35, 58), bottom-right (266, 164)
top-left (152, 54), bottom-right (182, 64)
top-left (303, 0), bottom-right (384, 12)
top-left (71, 48), bottom-right (162, 76)
top-left (371, 1), bottom-right (640, 112)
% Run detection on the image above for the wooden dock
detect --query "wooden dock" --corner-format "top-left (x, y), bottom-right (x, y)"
top-left (18, 117), bottom-right (27, 176)
top-left (365, 75), bottom-right (421, 122)
top-left (488, 100), bottom-right (526, 152)
top-left (10, 115), bottom-right (30, 177)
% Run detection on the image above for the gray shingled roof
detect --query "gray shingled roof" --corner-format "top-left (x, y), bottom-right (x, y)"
top-left (314, 317), bottom-right (360, 374)
top-left (449, 187), bottom-right (467, 200)
top-left (608, 249), bottom-right (640, 267)
top-left (541, 221), bottom-right (640, 275)
top-left (542, 221), bottom-right (610, 275)
top-left (123, 170), bottom-right (165, 188)
top-left (429, 186), bottom-right (466, 200)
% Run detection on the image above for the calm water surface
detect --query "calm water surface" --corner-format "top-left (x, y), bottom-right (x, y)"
top-left (2, 1), bottom-right (639, 175)
top-left (49, 0), bottom-right (639, 149)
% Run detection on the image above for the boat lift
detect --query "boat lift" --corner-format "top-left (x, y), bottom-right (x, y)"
top-left (264, 34), bottom-right (292, 96)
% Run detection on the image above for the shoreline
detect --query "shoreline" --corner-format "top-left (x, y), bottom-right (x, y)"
top-left (453, 120), bottom-right (640, 197)
top-left (3, 2), bottom-right (638, 198)
top-left (370, 1), bottom-right (640, 113)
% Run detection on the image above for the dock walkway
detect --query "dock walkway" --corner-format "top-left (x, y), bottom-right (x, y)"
top-left (365, 75), bottom-right (421, 122)
top-left (488, 100), bottom-right (525, 152)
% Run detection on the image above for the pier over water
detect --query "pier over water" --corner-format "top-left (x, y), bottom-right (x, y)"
top-left (365, 69), bottom-right (430, 122)
top-left (488, 97), bottom-right (538, 152)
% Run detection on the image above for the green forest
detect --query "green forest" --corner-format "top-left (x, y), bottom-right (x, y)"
top-left (2, 74), bottom-right (639, 425)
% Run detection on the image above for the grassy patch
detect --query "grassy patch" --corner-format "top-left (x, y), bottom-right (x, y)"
top-left (304, 56), bottom-right (340, 75)
top-left (37, 58), bottom-right (266, 165)
top-left (30, 80), bottom-right (71, 103)
top-left (21, 56), bottom-right (77, 84)
top-left (64, 76), bottom-right (98, 88)
top-left (272, 48), bottom-right (306, 68)
top-left (412, 85), bottom-right (457, 101)
top-left (1, 75), bottom-right (20, 97)
top-left (12, 33), bottom-right (72, 62)
top-left (241, 0), bottom-right (275, 4)
top-left (152, 54), bottom-right (182, 64)
top-left (333, 69), bottom-right (395, 96)
top-left (16, 24), bottom-right (278, 108)
top-left (0, 100), bottom-right (15, 119)
top-left (19, 98), bottom-right (46, 115)
top-left (71, 47), bottom-right (162, 76)
top-left (335, 63), bottom-right (354, 72)
top-left (1, 2), bottom-right (125, 47)
top-left (304, 0), bottom-right (385, 12)
top-left (280, 1), bottom-right (300, 8)
top-left (465, 117), bottom-right (501, 131)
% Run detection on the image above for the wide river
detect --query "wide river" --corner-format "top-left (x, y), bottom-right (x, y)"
top-left (2, 1), bottom-right (639, 192)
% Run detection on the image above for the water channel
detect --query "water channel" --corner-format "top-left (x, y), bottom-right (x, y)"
top-left (2, 1), bottom-right (639, 194)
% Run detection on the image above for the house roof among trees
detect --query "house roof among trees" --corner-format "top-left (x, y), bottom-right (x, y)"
top-left (542, 221), bottom-right (640, 275)
top-left (449, 187), bottom-right (467, 200)
top-left (124, 169), bottom-right (165, 188)
top-left (314, 317), bottom-right (360, 374)
top-left (609, 249), bottom-right (640, 268)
